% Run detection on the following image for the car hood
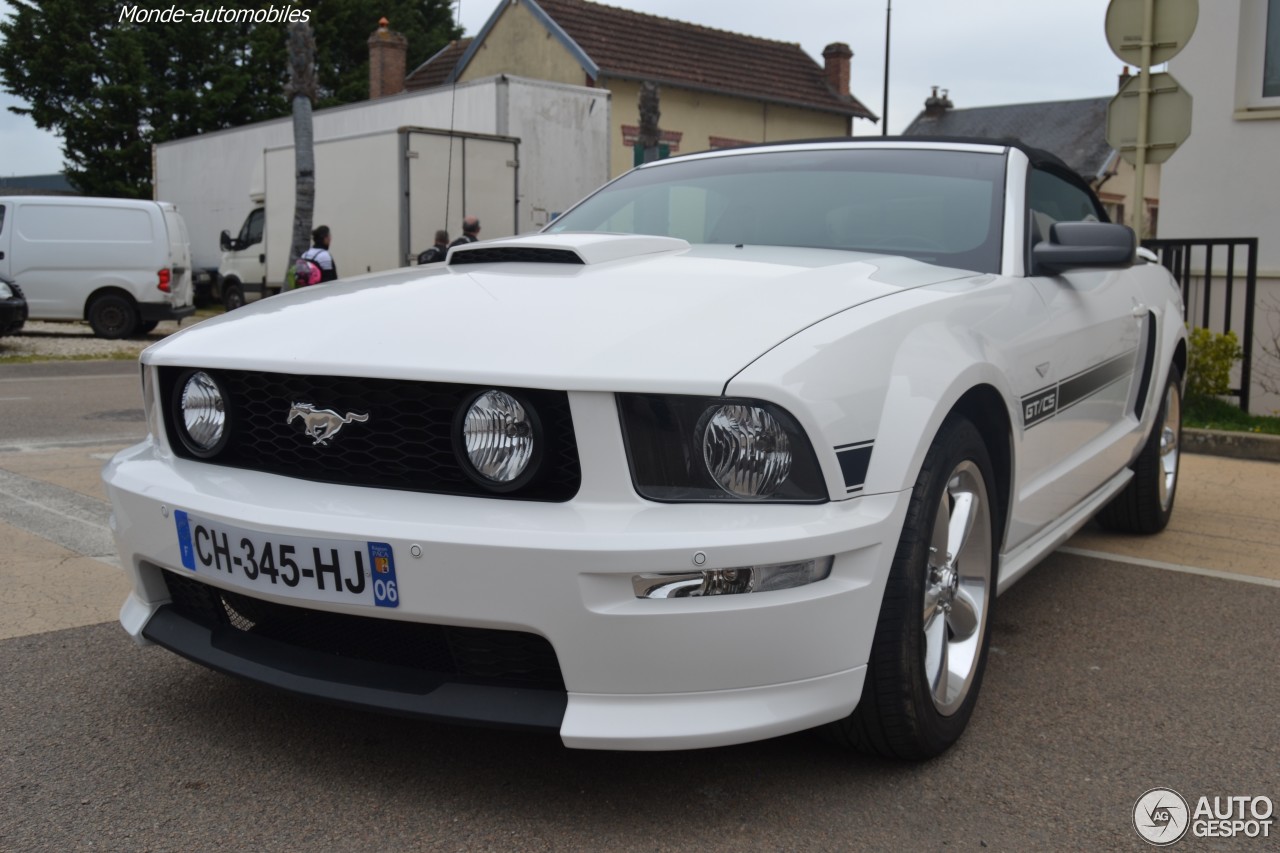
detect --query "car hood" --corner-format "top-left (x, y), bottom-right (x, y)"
top-left (146, 234), bottom-right (972, 394)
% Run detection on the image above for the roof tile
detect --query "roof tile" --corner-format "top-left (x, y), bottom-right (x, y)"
top-left (405, 38), bottom-right (473, 91)
top-left (530, 0), bottom-right (874, 118)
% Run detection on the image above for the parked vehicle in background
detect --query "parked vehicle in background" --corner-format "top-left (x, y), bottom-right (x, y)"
top-left (104, 138), bottom-right (1186, 759)
top-left (154, 76), bottom-right (611, 307)
top-left (0, 272), bottom-right (27, 337)
top-left (0, 196), bottom-right (195, 338)
top-left (215, 127), bottom-right (521, 310)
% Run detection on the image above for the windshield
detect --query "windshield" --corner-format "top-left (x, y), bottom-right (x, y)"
top-left (547, 147), bottom-right (1006, 274)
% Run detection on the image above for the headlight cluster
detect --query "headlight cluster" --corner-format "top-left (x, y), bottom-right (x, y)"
top-left (0, 280), bottom-right (13, 299)
top-left (619, 394), bottom-right (827, 502)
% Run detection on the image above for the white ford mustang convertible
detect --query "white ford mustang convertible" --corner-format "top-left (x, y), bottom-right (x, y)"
top-left (105, 139), bottom-right (1186, 758)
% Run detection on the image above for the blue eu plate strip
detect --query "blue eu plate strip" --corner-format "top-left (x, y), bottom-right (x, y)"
top-left (174, 510), bottom-right (196, 571)
top-left (368, 541), bottom-right (399, 608)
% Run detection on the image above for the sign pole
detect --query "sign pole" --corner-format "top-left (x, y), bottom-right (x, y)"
top-left (882, 0), bottom-right (892, 137)
top-left (1133, 0), bottom-right (1154, 239)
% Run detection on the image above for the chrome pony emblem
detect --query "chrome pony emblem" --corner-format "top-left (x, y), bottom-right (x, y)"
top-left (287, 402), bottom-right (369, 446)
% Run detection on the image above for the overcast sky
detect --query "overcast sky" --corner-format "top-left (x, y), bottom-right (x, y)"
top-left (1, 0), bottom-right (1136, 177)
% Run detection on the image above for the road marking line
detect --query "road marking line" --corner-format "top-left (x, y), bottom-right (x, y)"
top-left (0, 396), bottom-right (33, 401)
top-left (1058, 546), bottom-right (1280, 589)
top-left (0, 372), bottom-right (137, 383)
top-left (0, 468), bottom-right (119, 568)
top-left (0, 437), bottom-right (139, 454)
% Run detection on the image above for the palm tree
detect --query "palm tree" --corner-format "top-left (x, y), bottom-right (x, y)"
top-left (284, 22), bottom-right (317, 289)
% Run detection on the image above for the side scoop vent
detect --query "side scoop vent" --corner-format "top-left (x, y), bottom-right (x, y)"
top-left (449, 247), bottom-right (585, 266)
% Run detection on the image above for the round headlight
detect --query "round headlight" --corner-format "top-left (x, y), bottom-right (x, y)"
top-left (178, 371), bottom-right (227, 456)
top-left (702, 404), bottom-right (793, 498)
top-left (460, 389), bottom-right (538, 488)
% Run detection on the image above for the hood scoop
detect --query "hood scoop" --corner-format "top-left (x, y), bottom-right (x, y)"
top-left (448, 233), bottom-right (690, 266)
top-left (450, 247), bottom-right (584, 266)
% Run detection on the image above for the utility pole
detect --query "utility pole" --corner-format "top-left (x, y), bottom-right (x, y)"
top-left (882, 0), bottom-right (892, 136)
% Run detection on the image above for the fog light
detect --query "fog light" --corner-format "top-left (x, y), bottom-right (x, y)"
top-left (176, 370), bottom-right (228, 457)
top-left (460, 389), bottom-right (538, 487)
top-left (632, 556), bottom-right (834, 599)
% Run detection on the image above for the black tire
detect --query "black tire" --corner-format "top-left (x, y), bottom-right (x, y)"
top-left (137, 320), bottom-right (159, 334)
top-left (223, 281), bottom-right (245, 311)
top-left (1096, 365), bottom-right (1183, 534)
top-left (87, 293), bottom-right (138, 339)
top-left (825, 416), bottom-right (998, 759)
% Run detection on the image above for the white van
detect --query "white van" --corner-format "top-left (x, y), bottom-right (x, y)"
top-left (0, 196), bottom-right (196, 338)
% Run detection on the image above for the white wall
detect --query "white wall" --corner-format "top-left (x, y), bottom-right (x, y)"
top-left (1160, 0), bottom-right (1280, 413)
top-left (503, 77), bottom-right (609, 232)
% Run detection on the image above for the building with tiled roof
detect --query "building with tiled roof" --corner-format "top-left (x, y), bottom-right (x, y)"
top-left (405, 38), bottom-right (473, 92)
top-left (902, 85), bottom-right (1161, 235)
top-left (428, 0), bottom-right (876, 175)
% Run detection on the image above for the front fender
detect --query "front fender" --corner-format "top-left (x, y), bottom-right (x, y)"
top-left (726, 276), bottom-right (1028, 501)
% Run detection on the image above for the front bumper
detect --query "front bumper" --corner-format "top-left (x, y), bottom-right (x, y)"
top-left (104, 434), bottom-right (910, 750)
top-left (0, 297), bottom-right (28, 336)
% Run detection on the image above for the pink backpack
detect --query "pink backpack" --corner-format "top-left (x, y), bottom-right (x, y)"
top-left (294, 254), bottom-right (322, 286)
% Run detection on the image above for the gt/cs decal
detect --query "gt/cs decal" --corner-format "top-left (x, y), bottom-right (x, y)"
top-left (1023, 388), bottom-right (1058, 426)
top-left (1022, 350), bottom-right (1136, 428)
top-left (835, 441), bottom-right (874, 494)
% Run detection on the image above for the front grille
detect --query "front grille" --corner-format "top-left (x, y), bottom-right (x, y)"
top-left (159, 368), bottom-right (580, 501)
top-left (163, 570), bottom-right (566, 691)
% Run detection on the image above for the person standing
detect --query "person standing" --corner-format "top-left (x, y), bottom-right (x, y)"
top-left (448, 216), bottom-right (480, 248)
top-left (417, 229), bottom-right (451, 264)
top-left (301, 225), bottom-right (338, 283)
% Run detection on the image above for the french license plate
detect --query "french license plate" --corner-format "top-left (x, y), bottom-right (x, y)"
top-left (173, 510), bottom-right (399, 608)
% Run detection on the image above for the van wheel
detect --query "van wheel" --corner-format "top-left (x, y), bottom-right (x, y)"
top-left (87, 294), bottom-right (138, 339)
top-left (223, 282), bottom-right (245, 311)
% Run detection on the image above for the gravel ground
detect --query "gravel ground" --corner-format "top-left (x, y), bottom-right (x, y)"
top-left (0, 318), bottom-right (198, 360)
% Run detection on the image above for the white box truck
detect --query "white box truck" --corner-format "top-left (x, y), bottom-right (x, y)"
top-left (216, 126), bottom-right (520, 307)
top-left (0, 196), bottom-right (196, 338)
top-left (154, 75), bottom-right (612, 304)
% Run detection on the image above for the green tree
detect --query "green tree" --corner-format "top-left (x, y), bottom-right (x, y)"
top-left (0, 1), bottom-right (460, 197)
top-left (311, 1), bottom-right (462, 106)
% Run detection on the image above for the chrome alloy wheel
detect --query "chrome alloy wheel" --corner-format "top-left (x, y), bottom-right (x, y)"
top-left (923, 461), bottom-right (992, 717)
top-left (1158, 383), bottom-right (1181, 512)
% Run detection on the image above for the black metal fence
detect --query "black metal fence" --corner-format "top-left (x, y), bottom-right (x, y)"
top-left (1141, 237), bottom-right (1258, 412)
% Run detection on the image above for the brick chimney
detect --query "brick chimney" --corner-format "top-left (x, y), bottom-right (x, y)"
top-left (368, 17), bottom-right (408, 99)
top-left (1118, 65), bottom-right (1132, 91)
top-left (822, 42), bottom-right (853, 96)
top-left (924, 86), bottom-right (953, 118)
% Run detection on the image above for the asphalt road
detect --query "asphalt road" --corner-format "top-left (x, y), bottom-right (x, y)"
top-left (0, 361), bottom-right (145, 445)
top-left (2, 361), bottom-right (1277, 852)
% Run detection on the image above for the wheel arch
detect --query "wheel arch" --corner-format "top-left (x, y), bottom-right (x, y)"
top-left (82, 285), bottom-right (138, 320)
top-left (1172, 337), bottom-right (1187, 389)
top-left (948, 384), bottom-right (1013, 549)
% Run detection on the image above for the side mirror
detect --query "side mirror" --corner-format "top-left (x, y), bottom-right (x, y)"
top-left (219, 229), bottom-right (233, 251)
top-left (1032, 221), bottom-right (1135, 275)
